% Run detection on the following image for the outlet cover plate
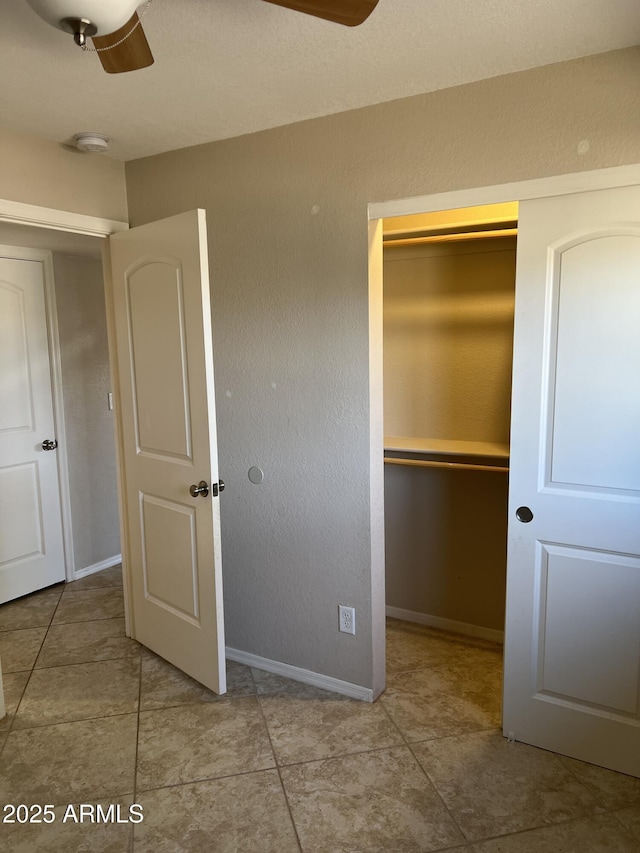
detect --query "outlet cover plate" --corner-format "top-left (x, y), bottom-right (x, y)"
top-left (339, 605), bottom-right (355, 635)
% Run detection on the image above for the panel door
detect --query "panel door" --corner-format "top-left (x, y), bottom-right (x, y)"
top-left (109, 210), bottom-right (226, 693)
top-left (504, 185), bottom-right (640, 776)
top-left (0, 253), bottom-right (65, 603)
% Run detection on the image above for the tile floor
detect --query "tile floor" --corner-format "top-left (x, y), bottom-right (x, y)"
top-left (0, 569), bottom-right (639, 852)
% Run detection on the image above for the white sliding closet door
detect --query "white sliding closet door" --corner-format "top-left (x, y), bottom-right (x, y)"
top-left (504, 184), bottom-right (640, 777)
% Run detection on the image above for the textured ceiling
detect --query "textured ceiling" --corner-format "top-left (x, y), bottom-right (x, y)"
top-left (1, 0), bottom-right (639, 161)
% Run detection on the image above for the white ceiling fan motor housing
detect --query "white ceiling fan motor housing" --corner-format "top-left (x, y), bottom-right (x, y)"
top-left (25, 0), bottom-right (140, 36)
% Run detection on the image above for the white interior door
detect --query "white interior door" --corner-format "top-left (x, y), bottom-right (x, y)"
top-left (109, 210), bottom-right (226, 693)
top-left (0, 252), bottom-right (66, 603)
top-left (504, 184), bottom-right (640, 777)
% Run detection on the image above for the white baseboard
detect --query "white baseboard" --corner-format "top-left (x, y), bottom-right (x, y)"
top-left (73, 555), bottom-right (122, 580)
top-left (386, 606), bottom-right (504, 644)
top-left (225, 647), bottom-right (374, 703)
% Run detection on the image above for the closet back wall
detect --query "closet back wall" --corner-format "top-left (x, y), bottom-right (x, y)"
top-left (384, 235), bottom-right (516, 634)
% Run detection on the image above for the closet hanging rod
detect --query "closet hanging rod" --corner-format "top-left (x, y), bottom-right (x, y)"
top-left (384, 227), bottom-right (517, 249)
top-left (384, 457), bottom-right (509, 473)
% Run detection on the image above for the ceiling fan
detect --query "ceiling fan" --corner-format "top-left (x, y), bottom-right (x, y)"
top-left (25, 0), bottom-right (380, 74)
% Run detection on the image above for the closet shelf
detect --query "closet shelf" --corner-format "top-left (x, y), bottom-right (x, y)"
top-left (384, 457), bottom-right (509, 473)
top-left (384, 436), bottom-right (509, 460)
top-left (384, 437), bottom-right (509, 473)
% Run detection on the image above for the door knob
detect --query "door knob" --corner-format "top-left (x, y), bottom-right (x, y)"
top-left (189, 481), bottom-right (209, 498)
top-left (41, 439), bottom-right (58, 451)
top-left (211, 479), bottom-right (225, 497)
top-left (516, 506), bottom-right (534, 523)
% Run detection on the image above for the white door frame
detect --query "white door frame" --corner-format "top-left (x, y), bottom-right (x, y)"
top-left (367, 162), bottom-right (640, 693)
top-left (0, 198), bottom-right (129, 592)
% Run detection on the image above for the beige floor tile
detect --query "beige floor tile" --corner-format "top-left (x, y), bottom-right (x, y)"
top-left (0, 585), bottom-right (63, 632)
top-left (67, 565), bottom-right (123, 591)
top-left (0, 627), bottom-right (47, 672)
top-left (140, 651), bottom-right (254, 710)
top-left (0, 796), bottom-right (135, 853)
top-left (386, 621), bottom-right (502, 676)
top-left (53, 588), bottom-right (124, 624)
top-left (136, 696), bottom-right (275, 790)
top-left (469, 812), bottom-right (640, 852)
top-left (380, 655), bottom-right (502, 742)
top-left (260, 684), bottom-right (403, 765)
top-left (0, 670), bottom-right (29, 730)
top-left (35, 617), bottom-right (140, 669)
top-left (615, 804), bottom-right (640, 843)
top-left (558, 755), bottom-right (640, 810)
top-left (251, 667), bottom-right (304, 695)
top-left (13, 657), bottom-right (140, 729)
top-left (223, 660), bottom-right (256, 695)
top-left (133, 770), bottom-right (300, 853)
top-left (0, 713), bottom-right (137, 805)
top-left (281, 746), bottom-right (465, 853)
top-left (414, 730), bottom-right (601, 841)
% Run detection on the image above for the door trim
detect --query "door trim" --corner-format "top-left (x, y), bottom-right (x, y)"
top-left (367, 162), bottom-right (640, 695)
top-left (0, 243), bottom-right (74, 583)
top-left (368, 163), bottom-right (640, 220)
top-left (0, 198), bottom-right (128, 238)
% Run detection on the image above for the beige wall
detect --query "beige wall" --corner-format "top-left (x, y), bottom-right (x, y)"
top-left (124, 47), bottom-right (640, 689)
top-left (0, 126), bottom-right (127, 222)
top-left (53, 253), bottom-right (120, 571)
top-left (383, 237), bottom-right (516, 443)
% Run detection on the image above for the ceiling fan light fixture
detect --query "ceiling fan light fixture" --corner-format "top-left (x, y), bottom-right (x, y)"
top-left (25, 0), bottom-right (140, 37)
top-left (73, 132), bottom-right (109, 153)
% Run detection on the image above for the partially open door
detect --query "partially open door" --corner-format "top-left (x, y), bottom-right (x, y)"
top-left (108, 209), bottom-right (226, 693)
top-left (504, 184), bottom-right (640, 776)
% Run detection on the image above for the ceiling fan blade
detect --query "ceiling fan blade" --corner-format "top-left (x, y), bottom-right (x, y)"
top-left (92, 12), bottom-right (154, 74)
top-left (262, 0), bottom-right (379, 27)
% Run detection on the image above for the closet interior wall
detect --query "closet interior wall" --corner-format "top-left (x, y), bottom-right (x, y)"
top-left (383, 210), bottom-right (517, 637)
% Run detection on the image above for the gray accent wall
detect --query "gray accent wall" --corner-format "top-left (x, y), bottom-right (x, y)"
top-left (53, 253), bottom-right (120, 572)
top-left (124, 48), bottom-right (640, 691)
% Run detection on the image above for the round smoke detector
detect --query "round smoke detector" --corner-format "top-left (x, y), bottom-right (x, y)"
top-left (73, 132), bottom-right (109, 153)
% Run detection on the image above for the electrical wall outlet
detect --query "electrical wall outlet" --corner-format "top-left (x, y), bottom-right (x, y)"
top-left (339, 605), bottom-right (355, 635)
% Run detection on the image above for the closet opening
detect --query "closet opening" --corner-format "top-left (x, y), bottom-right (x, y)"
top-left (382, 201), bottom-right (518, 697)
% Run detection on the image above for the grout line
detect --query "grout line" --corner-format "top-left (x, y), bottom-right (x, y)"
top-left (377, 687), bottom-right (410, 745)
top-left (255, 687), bottom-right (304, 852)
top-left (0, 623), bottom-right (57, 635)
top-left (138, 692), bottom-right (258, 716)
top-left (33, 649), bottom-right (142, 672)
top-left (131, 649), bottom-right (143, 853)
top-left (381, 632), bottom-right (477, 843)
top-left (29, 650), bottom-right (142, 673)
top-left (135, 764), bottom-right (283, 796)
top-left (273, 742), bottom-right (417, 772)
top-left (5, 708), bottom-right (140, 733)
top-left (0, 589), bottom-right (64, 741)
top-left (48, 614), bottom-right (126, 627)
top-left (405, 737), bottom-right (470, 842)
